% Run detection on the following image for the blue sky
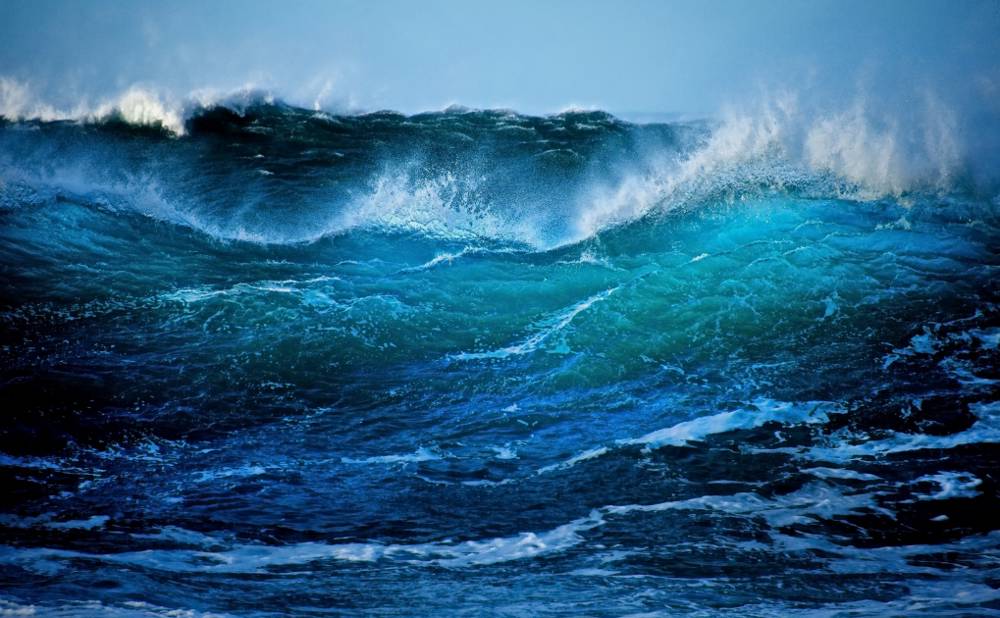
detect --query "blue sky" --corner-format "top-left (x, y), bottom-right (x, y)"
top-left (1, 0), bottom-right (998, 115)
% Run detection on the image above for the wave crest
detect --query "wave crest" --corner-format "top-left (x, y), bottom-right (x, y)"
top-left (571, 90), bottom-right (981, 242)
top-left (1, 80), bottom-right (993, 250)
top-left (0, 78), bottom-right (185, 134)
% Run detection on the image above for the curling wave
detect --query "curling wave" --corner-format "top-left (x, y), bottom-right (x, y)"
top-left (1, 80), bottom-right (996, 252)
top-left (1, 83), bottom-right (998, 617)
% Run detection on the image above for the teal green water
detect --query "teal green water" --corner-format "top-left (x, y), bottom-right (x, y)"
top-left (0, 105), bottom-right (998, 616)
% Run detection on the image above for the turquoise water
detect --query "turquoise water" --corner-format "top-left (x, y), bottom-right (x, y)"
top-left (0, 104), bottom-right (998, 616)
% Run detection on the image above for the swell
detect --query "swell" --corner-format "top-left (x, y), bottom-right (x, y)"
top-left (2, 84), bottom-right (995, 252)
top-left (2, 154), bottom-right (998, 616)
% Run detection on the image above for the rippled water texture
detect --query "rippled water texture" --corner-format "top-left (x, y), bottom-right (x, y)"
top-left (0, 104), bottom-right (998, 616)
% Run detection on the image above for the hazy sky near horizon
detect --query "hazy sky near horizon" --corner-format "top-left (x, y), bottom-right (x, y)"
top-left (1, 0), bottom-right (998, 115)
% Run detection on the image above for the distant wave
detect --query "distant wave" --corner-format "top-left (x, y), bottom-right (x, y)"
top-left (0, 78), bottom-right (189, 134)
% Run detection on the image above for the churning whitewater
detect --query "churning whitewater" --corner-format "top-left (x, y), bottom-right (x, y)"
top-left (1, 95), bottom-right (998, 617)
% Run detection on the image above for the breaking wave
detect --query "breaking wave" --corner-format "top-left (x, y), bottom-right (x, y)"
top-left (2, 78), bottom-right (997, 252)
top-left (1, 79), bottom-right (998, 616)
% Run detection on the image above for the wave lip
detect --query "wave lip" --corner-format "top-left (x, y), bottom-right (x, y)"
top-left (621, 399), bottom-right (836, 450)
top-left (535, 399), bottom-right (841, 475)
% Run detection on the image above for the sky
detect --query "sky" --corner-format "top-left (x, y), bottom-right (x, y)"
top-left (1, 0), bottom-right (998, 116)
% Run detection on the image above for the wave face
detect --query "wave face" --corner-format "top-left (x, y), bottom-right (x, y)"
top-left (1, 101), bottom-right (999, 616)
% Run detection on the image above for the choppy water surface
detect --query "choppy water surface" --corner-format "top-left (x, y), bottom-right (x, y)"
top-left (1, 102), bottom-right (998, 616)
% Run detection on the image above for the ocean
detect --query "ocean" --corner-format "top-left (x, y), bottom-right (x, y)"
top-left (0, 97), bottom-right (998, 616)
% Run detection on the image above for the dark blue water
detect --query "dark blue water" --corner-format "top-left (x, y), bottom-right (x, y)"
top-left (1, 102), bottom-right (998, 616)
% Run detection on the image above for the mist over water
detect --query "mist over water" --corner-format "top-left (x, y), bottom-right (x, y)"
top-left (1, 1), bottom-right (1000, 616)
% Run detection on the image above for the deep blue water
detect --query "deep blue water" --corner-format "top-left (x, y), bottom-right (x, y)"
top-left (0, 103), bottom-right (998, 616)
